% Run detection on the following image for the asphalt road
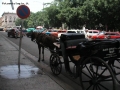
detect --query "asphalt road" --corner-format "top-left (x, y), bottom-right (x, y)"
top-left (1, 31), bottom-right (120, 90)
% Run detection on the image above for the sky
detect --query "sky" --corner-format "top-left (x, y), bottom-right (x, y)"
top-left (0, 0), bottom-right (54, 17)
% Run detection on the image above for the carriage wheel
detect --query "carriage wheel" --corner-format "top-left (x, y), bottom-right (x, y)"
top-left (109, 58), bottom-right (120, 84)
top-left (80, 57), bottom-right (116, 90)
top-left (50, 53), bottom-right (62, 75)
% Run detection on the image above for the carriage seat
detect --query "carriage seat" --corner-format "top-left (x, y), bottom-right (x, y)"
top-left (60, 33), bottom-right (85, 42)
top-left (60, 33), bottom-right (88, 49)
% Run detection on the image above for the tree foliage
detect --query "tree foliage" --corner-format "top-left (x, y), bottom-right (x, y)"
top-left (15, 0), bottom-right (120, 31)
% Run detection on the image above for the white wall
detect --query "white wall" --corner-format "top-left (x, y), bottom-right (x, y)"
top-left (2, 13), bottom-right (19, 28)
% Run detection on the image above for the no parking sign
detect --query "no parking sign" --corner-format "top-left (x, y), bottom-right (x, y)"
top-left (16, 5), bottom-right (30, 72)
top-left (16, 5), bottom-right (30, 19)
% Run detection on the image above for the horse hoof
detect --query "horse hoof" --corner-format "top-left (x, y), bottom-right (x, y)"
top-left (38, 60), bottom-right (40, 62)
top-left (42, 59), bottom-right (44, 61)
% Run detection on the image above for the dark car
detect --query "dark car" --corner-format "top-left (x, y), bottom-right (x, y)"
top-left (7, 28), bottom-right (23, 38)
top-left (0, 28), bottom-right (3, 31)
top-left (5, 28), bottom-right (11, 32)
top-left (26, 31), bottom-right (33, 37)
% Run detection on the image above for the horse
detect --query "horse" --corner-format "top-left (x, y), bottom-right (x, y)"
top-left (31, 31), bottom-right (45, 62)
top-left (31, 31), bottom-right (58, 62)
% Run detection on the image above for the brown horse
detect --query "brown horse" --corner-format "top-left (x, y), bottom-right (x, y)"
top-left (31, 31), bottom-right (58, 62)
top-left (31, 31), bottom-right (45, 62)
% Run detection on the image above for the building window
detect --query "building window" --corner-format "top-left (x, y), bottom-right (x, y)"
top-left (5, 16), bottom-right (7, 22)
top-left (14, 17), bottom-right (16, 22)
top-left (9, 16), bottom-right (12, 22)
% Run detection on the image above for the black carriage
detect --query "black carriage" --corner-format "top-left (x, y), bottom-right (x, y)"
top-left (50, 33), bottom-right (120, 90)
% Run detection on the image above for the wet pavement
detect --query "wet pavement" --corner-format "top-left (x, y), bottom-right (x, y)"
top-left (0, 65), bottom-right (41, 79)
top-left (0, 32), bottom-right (64, 90)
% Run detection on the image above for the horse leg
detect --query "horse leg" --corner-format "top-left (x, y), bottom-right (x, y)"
top-left (42, 46), bottom-right (44, 61)
top-left (38, 44), bottom-right (41, 62)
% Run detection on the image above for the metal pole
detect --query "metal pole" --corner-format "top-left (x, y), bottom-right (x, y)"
top-left (18, 19), bottom-right (23, 73)
top-left (43, 2), bottom-right (44, 10)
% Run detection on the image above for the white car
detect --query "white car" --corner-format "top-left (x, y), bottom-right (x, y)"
top-left (66, 29), bottom-right (86, 34)
top-left (86, 30), bottom-right (100, 39)
top-left (66, 29), bottom-right (90, 39)
top-left (67, 30), bottom-right (79, 33)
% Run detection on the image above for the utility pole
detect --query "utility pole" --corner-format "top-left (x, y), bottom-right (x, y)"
top-left (43, 2), bottom-right (51, 9)
top-left (43, 2), bottom-right (44, 9)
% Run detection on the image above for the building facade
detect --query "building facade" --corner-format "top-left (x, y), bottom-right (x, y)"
top-left (0, 12), bottom-right (19, 28)
top-left (0, 17), bottom-right (3, 27)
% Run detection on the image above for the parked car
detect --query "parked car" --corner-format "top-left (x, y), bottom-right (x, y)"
top-left (36, 26), bottom-right (43, 29)
top-left (45, 29), bottom-right (58, 36)
top-left (51, 30), bottom-right (67, 38)
top-left (33, 28), bottom-right (45, 33)
top-left (104, 32), bottom-right (120, 39)
top-left (7, 28), bottom-right (23, 38)
top-left (91, 32), bottom-right (120, 39)
top-left (91, 32), bottom-right (106, 39)
top-left (26, 28), bottom-right (35, 37)
top-left (22, 30), bottom-right (27, 36)
top-left (86, 30), bottom-right (100, 39)
top-left (67, 29), bottom-right (86, 34)
top-left (5, 28), bottom-right (11, 32)
top-left (0, 28), bottom-right (3, 31)
top-left (45, 30), bottom-right (67, 38)
top-left (67, 30), bottom-right (80, 34)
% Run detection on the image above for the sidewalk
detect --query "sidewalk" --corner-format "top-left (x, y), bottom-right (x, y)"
top-left (0, 32), bottom-right (64, 90)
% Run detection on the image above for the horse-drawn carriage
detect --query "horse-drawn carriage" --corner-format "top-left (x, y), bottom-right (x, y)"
top-left (49, 33), bottom-right (120, 90)
top-left (31, 31), bottom-right (120, 90)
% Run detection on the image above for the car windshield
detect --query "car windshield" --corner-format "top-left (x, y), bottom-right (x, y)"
top-left (98, 32), bottom-right (105, 35)
top-left (88, 31), bottom-right (92, 33)
top-left (93, 31), bottom-right (99, 33)
top-left (33, 28), bottom-right (45, 32)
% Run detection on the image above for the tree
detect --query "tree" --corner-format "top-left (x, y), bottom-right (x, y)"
top-left (43, 3), bottom-right (62, 28)
top-left (17, 0), bottom-right (120, 31)
top-left (15, 18), bottom-right (22, 26)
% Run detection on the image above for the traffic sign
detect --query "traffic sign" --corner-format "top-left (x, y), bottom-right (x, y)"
top-left (16, 5), bottom-right (30, 71)
top-left (16, 5), bottom-right (30, 19)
